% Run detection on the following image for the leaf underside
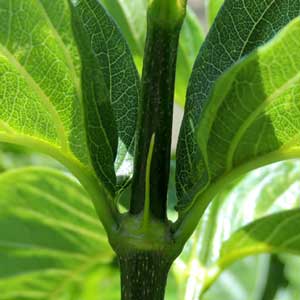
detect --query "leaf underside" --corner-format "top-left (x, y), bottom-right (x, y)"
top-left (0, 0), bottom-right (143, 196)
top-left (176, 0), bottom-right (300, 209)
top-left (69, 0), bottom-right (140, 193)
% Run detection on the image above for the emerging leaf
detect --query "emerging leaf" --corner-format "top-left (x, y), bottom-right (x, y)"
top-left (69, 0), bottom-right (140, 192)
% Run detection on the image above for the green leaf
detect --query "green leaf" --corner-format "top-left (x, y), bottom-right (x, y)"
top-left (173, 160), bottom-right (300, 298)
top-left (0, 143), bottom-right (63, 172)
top-left (219, 209), bottom-right (300, 270)
top-left (203, 255), bottom-right (271, 300)
top-left (69, 0), bottom-right (140, 192)
top-left (177, 0), bottom-right (300, 208)
top-left (101, 1), bottom-right (204, 106)
top-left (176, 9), bottom-right (204, 107)
top-left (0, 0), bottom-right (120, 230)
top-left (0, 167), bottom-right (114, 299)
top-left (197, 160), bottom-right (300, 266)
top-left (206, 0), bottom-right (224, 26)
top-left (0, 1), bottom-right (97, 187)
top-left (278, 254), bottom-right (300, 300)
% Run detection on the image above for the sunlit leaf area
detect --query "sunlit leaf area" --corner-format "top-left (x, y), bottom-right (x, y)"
top-left (1, 0), bottom-right (300, 299)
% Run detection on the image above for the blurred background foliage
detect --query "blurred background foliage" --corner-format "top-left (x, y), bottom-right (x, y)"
top-left (1, 0), bottom-right (300, 300)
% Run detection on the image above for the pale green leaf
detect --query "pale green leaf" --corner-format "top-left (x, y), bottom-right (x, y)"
top-left (0, 167), bottom-right (114, 300)
top-left (206, 0), bottom-right (224, 26)
top-left (196, 161), bottom-right (300, 266)
top-left (0, 1), bottom-right (121, 230)
top-left (219, 209), bottom-right (300, 271)
top-left (173, 160), bottom-right (300, 298)
top-left (0, 0), bottom-right (103, 194)
top-left (177, 0), bottom-right (300, 207)
top-left (0, 0), bottom-right (87, 163)
top-left (276, 254), bottom-right (300, 300)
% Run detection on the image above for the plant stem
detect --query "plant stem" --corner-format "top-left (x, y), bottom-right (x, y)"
top-left (119, 251), bottom-right (172, 300)
top-left (131, 0), bottom-right (186, 220)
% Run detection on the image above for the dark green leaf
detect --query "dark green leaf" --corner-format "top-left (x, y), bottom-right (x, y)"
top-left (173, 160), bottom-right (300, 298)
top-left (177, 0), bottom-right (300, 208)
top-left (69, 0), bottom-right (140, 193)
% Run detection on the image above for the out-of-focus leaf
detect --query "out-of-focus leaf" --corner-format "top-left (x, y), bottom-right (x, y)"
top-left (203, 255), bottom-right (270, 300)
top-left (0, 143), bottom-right (63, 172)
top-left (173, 160), bottom-right (300, 298)
top-left (0, 167), bottom-right (114, 300)
top-left (219, 209), bottom-right (300, 270)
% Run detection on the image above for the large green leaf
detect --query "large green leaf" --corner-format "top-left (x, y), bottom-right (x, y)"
top-left (173, 160), bottom-right (300, 298)
top-left (219, 209), bottom-right (300, 270)
top-left (0, 0), bottom-right (87, 164)
top-left (101, 0), bottom-right (204, 106)
top-left (68, 0), bottom-right (140, 192)
top-left (0, 167), bottom-right (114, 300)
top-left (177, 0), bottom-right (300, 208)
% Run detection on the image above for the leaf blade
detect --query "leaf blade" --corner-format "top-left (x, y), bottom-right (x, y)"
top-left (69, 0), bottom-right (140, 192)
top-left (177, 0), bottom-right (300, 208)
top-left (219, 209), bottom-right (300, 269)
top-left (0, 167), bottom-right (114, 300)
top-left (0, 0), bottom-right (89, 164)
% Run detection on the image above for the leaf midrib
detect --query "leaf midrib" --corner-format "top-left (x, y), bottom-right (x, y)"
top-left (0, 44), bottom-right (68, 151)
top-left (226, 70), bottom-right (300, 170)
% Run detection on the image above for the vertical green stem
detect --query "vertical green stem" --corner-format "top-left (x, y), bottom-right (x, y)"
top-left (131, 0), bottom-right (186, 220)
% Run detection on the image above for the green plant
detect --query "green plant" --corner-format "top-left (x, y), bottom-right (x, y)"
top-left (1, 0), bottom-right (300, 299)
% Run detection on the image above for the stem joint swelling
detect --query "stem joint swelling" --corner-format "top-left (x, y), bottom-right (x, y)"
top-left (109, 213), bottom-right (183, 300)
